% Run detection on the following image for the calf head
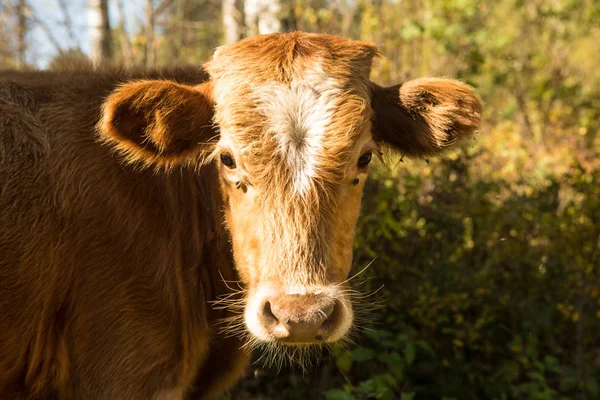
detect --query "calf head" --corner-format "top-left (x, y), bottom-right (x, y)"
top-left (100, 33), bottom-right (481, 352)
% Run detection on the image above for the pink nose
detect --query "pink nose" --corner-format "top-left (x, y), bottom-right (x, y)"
top-left (260, 294), bottom-right (337, 343)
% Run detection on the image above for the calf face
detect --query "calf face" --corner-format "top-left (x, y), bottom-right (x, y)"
top-left (100, 33), bottom-right (481, 352)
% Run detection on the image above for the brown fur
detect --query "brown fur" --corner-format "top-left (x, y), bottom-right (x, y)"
top-left (100, 80), bottom-right (215, 169)
top-left (0, 33), bottom-right (481, 399)
top-left (371, 79), bottom-right (482, 157)
top-left (0, 66), bottom-right (247, 399)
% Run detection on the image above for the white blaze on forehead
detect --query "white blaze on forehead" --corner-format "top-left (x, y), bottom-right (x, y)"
top-left (255, 63), bottom-right (343, 194)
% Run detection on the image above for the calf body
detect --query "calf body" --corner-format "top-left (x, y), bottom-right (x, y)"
top-left (0, 69), bottom-right (248, 398)
top-left (0, 33), bottom-right (481, 399)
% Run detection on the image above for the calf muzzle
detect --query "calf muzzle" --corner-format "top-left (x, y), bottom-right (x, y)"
top-left (259, 293), bottom-right (339, 344)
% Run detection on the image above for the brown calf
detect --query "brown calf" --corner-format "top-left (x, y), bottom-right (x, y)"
top-left (0, 32), bottom-right (481, 399)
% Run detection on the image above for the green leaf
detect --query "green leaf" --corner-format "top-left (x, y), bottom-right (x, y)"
top-left (404, 342), bottom-right (416, 366)
top-left (326, 389), bottom-right (355, 400)
top-left (336, 350), bottom-right (353, 373)
top-left (379, 352), bottom-right (404, 378)
top-left (401, 20), bottom-right (422, 40)
top-left (416, 340), bottom-right (436, 356)
top-left (352, 347), bottom-right (375, 362)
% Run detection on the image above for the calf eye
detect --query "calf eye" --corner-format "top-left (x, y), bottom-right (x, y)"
top-left (220, 153), bottom-right (236, 169)
top-left (357, 152), bottom-right (372, 168)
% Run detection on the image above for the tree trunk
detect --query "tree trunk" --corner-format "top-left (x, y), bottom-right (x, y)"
top-left (144, 0), bottom-right (156, 68)
top-left (89, 0), bottom-right (112, 65)
top-left (116, 0), bottom-right (134, 66)
top-left (0, 4), bottom-right (6, 67)
top-left (170, 0), bottom-right (187, 60)
top-left (16, 0), bottom-right (27, 69)
top-left (245, 0), bottom-right (292, 36)
top-left (222, 0), bottom-right (245, 44)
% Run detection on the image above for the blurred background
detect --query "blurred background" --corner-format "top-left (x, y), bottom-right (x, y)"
top-left (2, 0), bottom-right (600, 399)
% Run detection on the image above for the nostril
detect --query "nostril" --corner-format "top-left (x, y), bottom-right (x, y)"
top-left (261, 301), bottom-right (278, 326)
top-left (254, 295), bottom-right (346, 343)
top-left (320, 302), bottom-right (335, 320)
top-left (316, 300), bottom-right (341, 339)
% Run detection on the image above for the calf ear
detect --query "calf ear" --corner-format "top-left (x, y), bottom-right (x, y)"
top-left (99, 80), bottom-right (216, 168)
top-left (370, 78), bottom-right (482, 158)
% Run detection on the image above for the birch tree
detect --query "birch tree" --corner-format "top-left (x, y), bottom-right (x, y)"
top-left (16, 0), bottom-right (27, 68)
top-left (245, 0), bottom-right (294, 36)
top-left (115, 0), bottom-right (134, 66)
top-left (144, 0), bottom-right (156, 67)
top-left (223, 0), bottom-right (245, 44)
top-left (88, 0), bottom-right (112, 64)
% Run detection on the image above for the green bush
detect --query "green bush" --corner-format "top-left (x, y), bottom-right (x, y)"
top-left (330, 158), bottom-right (600, 400)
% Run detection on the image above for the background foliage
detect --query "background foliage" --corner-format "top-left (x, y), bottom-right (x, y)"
top-left (2, 0), bottom-right (600, 398)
